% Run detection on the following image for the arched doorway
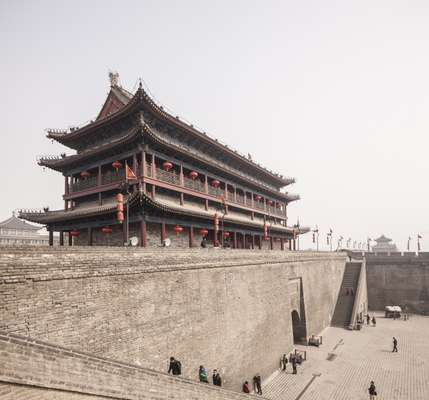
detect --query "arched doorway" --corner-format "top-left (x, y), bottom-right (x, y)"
top-left (291, 310), bottom-right (307, 344)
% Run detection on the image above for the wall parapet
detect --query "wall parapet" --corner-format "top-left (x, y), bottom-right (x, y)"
top-left (0, 331), bottom-right (268, 400)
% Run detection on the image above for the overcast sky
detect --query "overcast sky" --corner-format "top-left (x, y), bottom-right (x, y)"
top-left (1, 0), bottom-right (428, 251)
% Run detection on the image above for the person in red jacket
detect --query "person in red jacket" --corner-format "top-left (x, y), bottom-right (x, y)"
top-left (242, 381), bottom-right (250, 393)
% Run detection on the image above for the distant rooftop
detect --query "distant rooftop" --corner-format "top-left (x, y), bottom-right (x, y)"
top-left (0, 213), bottom-right (41, 231)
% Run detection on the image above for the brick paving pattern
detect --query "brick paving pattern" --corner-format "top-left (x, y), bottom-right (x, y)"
top-left (263, 314), bottom-right (429, 400)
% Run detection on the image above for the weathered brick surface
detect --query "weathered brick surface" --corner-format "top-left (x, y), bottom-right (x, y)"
top-left (0, 247), bottom-right (346, 392)
top-left (366, 257), bottom-right (429, 313)
top-left (0, 332), bottom-right (265, 400)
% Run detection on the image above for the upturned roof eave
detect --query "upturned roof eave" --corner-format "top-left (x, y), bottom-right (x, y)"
top-left (45, 85), bottom-right (293, 187)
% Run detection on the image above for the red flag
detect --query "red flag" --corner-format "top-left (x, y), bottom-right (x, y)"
top-left (125, 163), bottom-right (137, 181)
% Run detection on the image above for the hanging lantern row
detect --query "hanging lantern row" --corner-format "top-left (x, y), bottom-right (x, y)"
top-left (162, 161), bottom-right (173, 172)
top-left (173, 225), bottom-right (183, 235)
top-left (267, 200), bottom-right (273, 206)
top-left (189, 171), bottom-right (198, 180)
top-left (200, 229), bottom-right (209, 237)
top-left (70, 230), bottom-right (80, 237)
top-left (223, 232), bottom-right (230, 238)
top-left (255, 195), bottom-right (262, 201)
top-left (211, 180), bottom-right (220, 188)
top-left (112, 161), bottom-right (122, 170)
top-left (101, 227), bottom-right (113, 234)
top-left (80, 171), bottom-right (90, 179)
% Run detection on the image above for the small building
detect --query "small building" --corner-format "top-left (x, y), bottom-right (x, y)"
top-left (0, 213), bottom-right (52, 246)
top-left (20, 73), bottom-right (308, 248)
top-left (372, 235), bottom-right (398, 253)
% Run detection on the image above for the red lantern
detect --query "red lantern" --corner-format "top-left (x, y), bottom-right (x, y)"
top-left (80, 171), bottom-right (90, 179)
top-left (173, 225), bottom-right (183, 235)
top-left (255, 195), bottom-right (262, 201)
top-left (224, 232), bottom-right (230, 238)
top-left (112, 161), bottom-right (122, 170)
top-left (162, 161), bottom-right (173, 172)
top-left (211, 179), bottom-right (220, 188)
top-left (200, 229), bottom-right (209, 237)
top-left (102, 227), bottom-right (113, 234)
top-left (189, 171), bottom-right (198, 180)
top-left (70, 230), bottom-right (80, 237)
top-left (267, 200), bottom-right (273, 206)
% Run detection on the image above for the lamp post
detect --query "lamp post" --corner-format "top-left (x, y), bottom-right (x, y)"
top-left (327, 229), bottom-right (333, 252)
top-left (312, 225), bottom-right (319, 251)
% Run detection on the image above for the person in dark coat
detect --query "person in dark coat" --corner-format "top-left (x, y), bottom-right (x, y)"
top-left (366, 314), bottom-right (371, 325)
top-left (212, 369), bottom-right (222, 386)
top-left (368, 380), bottom-right (377, 399)
top-left (392, 337), bottom-right (398, 352)
top-left (168, 357), bottom-right (182, 375)
top-left (200, 237), bottom-right (207, 248)
top-left (242, 381), bottom-right (250, 393)
top-left (253, 374), bottom-right (262, 395)
top-left (281, 354), bottom-right (288, 371)
top-left (372, 316), bottom-right (376, 326)
top-left (292, 356), bottom-right (297, 374)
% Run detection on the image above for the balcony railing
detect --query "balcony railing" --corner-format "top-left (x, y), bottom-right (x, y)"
top-left (156, 168), bottom-right (181, 185)
top-left (208, 186), bottom-right (222, 197)
top-left (71, 176), bottom-right (98, 192)
top-left (254, 202), bottom-right (265, 211)
top-left (236, 194), bottom-right (245, 205)
top-left (184, 177), bottom-right (205, 193)
top-left (101, 169), bottom-right (125, 185)
top-left (227, 191), bottom-right (235, 202)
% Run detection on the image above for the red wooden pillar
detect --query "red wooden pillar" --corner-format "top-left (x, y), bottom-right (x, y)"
top-left (270, 236), bottom-right (274, 250)
top-left (49, 230), bottom-right (53, 246)
top-left (293, 238), bottom-right (296, 251)
top-left (64, 176), bottom-right (69, 210)
top-left (161, 222), bottom-right (166, 244)
top-left (88, 227), bottom-right (93, 246)
top-left (258, 235), bottom-right (262, 250)
top-left (280, 238), bottom-right (284, 251)
top-left (179, 164), bottom-right (184, 205)
top-left (139, 220), bottom-right (147, 247)
top-left (189, 225), bottom-right (194, 248)
top-left (251, 235), bottom-right (255, 249)
top-left (68, 232), bottom-right (73, 246)
top-left (233, 231), bottom-right (237, 249)
top-left (59, 232), bottom-right (64, 246)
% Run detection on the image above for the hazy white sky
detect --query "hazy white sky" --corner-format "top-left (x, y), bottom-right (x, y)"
top-left (1, 0), bottom-right (428, 251)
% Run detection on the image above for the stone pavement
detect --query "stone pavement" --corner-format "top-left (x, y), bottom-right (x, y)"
top-left (262, 313), bottom-right (429, 400)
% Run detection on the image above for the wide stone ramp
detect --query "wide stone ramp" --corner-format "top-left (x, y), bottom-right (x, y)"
top-left (331, 262), bottom-right (362, 327)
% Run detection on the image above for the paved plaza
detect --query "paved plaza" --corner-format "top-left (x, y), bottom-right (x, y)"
top-left (263, 313), bottom-right (429, 400)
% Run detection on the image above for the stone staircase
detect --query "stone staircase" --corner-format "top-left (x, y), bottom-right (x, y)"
top-left (331, 262), bottom-right (362, 327)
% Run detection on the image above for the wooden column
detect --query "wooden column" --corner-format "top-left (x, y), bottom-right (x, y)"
top-left (142, 151), bottom-right (146, 176)
top-left (160, 222), bottom-right (166, 244)
top-left (122, 222), bottom-right (127, 246)
top-left (270, 236), bottom-right (274, 250)
top-left (280, 238), bottom-right (284, 251)
top-left (233, 231), bottom-right (237, 249)
top-left (151, 155), bottom-right (156, 178)
top-left (233, 187), bottom-right (237, 203)
top-left (140, 220), bottom-right (147, 247)
top-left (258, 235), bottom-right (262, 250)
top-left (189, 225), bottom-right (194, 248)
top-left (97, 166), bottom-right (102, 186)
top-left (205, 199), bottom-right (209, 211)
top-left (48, 230), bottom-right (53, 246)
top-left (59, 232), bottom-right (64, 246)
top-left (88, 227), bottom-right (93, 246)
top-left (64, 176), bottom-right (69, 210)
top-left (293, 238), bottom-right (296, 251)
top-left (68, 232), bottom-right (73, 246)
top-left (224, 184), bottom-right (228, 199)
top-left (180, 164), bottom-right (184, 186)
top-left (251, 235), bottom-right (255, 249)
top-left (204, 175), bottom-right (208, 194)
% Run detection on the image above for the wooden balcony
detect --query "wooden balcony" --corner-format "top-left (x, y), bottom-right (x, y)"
top-left (71, 176), bottom-right (97, 192)
top-left (101, 169), bottom-right (125, 185)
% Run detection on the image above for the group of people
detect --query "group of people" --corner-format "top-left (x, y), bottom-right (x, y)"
top-left (168, 357), bottom-right (223, 387)
top-left (242, 374), bottom-right (262, 395)
top-left (280, 352), bottom-right (302, 374)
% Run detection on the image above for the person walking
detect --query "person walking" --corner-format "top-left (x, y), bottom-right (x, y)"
top-left (281, 354), bottom-right (288, 372)
top-left (212, 369), bottom-right (222, 387)
top-left (168, 357), bottom-right (182, 375)
top-left (292, 356), bottom-right (297, 374)
top-left (242, 381), bottom-right (250, 393)
top-left (372, 316), bottom-right (377, 327)
top-left (199, 365), bottom-right (209, 383)
top-left (366, 313), bottom-right (371, 325)
top-left (392, 337), bottom-right (398, 352)
top-left (368, 380), bottom-right (377, 399)
top-left (253, 374), bottom-right (262, 395)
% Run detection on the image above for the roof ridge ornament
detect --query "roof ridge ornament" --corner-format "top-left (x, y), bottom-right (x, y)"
top-left (108, 71), bottom-right (120, 87)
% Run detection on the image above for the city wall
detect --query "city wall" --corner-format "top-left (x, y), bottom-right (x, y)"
top-left (0, 247), bottom-right (347, 392)
top-left (363, 253), bottom-right (429, 314)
